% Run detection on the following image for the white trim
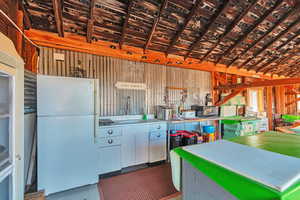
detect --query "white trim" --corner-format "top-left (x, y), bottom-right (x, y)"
top-left (0, 164), bottom-right (13, 183)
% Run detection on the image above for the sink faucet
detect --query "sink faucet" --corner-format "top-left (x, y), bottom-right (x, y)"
top-left (125, 96), bottom-right (131, 115)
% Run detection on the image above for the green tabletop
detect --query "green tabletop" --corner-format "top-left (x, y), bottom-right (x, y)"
top-left (172, 132), bottom-right (300, 200)
top-left (229, 132), bottom-right (300, 159)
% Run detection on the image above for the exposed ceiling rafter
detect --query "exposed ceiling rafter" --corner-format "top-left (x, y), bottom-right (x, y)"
top-left (261, 47), bottom-right (300, 74)
top-left (240, 17), bottom-right (300, 70)
top-left (228, 5), bottom-right (299, 68)
top-left (87, 0), bottom-right (96, 43)
top-left (256, 36), bottom-right (300, 74)
top-left (185, 0), bottom-right (230, 59)
top-left (144, 0), bottom-right (168, 51)
top-left (119, 0), bottom-right (135, 49)
top-left (215, 77), bottom-right (300, 91)
top-left (52, 0), bottom-right (64, 37)
top-left (215, 0), bottom-right (283, 64)
top-left (165, 0), bottom-right (202, 55)
top-left (281, 66), bottom-right (298, 76)
top-left (200, 0), bottom-right (259, 62)
top-left (278, 58), bottom-right (300, 76)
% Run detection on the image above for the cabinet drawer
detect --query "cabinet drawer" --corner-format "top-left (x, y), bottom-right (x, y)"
top-left (149, 131), bottom-right (166, 140)
top-left (96, 136), bottom-right (121, 147)
top-left (149, 123), bottom-right (167, 131)
top-left (98, 127), bottom-right (122, 137)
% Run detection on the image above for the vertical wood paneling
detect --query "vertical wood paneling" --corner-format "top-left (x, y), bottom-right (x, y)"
top-left (38, 47), bottom-right (212, 116)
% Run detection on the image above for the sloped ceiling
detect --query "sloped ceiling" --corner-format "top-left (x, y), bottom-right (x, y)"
top-left (23, 0), bottom-right (300, 76)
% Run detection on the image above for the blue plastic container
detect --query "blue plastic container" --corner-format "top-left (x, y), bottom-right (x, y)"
top-left (203, 125), bottom-right (215, 134)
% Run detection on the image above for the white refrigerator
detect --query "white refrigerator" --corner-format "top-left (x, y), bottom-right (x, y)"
top-left (37, 75), bottom-right (99, 195)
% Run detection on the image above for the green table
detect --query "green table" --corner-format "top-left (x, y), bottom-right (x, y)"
top-left (171, 132), bottom-right (300, 200)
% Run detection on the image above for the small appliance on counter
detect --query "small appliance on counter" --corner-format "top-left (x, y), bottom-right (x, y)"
top-left (155, 105), bottom-right (172, 120)
top-left (181, 110), bottom-right (196, 119)
top-left (191, 105), bottom-right (219, 117)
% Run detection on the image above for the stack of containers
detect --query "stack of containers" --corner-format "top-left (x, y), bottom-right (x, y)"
top-left (170, 131), bottom-right (198, 150)
top-left (222, 118), bottom-right (260, 139)
top-left (203, 125), bottom-right (216, 142)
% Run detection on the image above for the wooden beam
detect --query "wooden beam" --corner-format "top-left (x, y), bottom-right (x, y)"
top-left (119, 0), bottom-right (134, 49)
top-left (52, 0), bottom-right (64, 37)
top-left (228, 6), bottom-right (299, 68)
top-left (255, 34), bottom-right (300, 74)
top-left (211, 72), bottom-right (218, 105)
top-left (200, 0), bottom-right (259, 62)
top-left (87, 19), bottom-right (94, 43)
top-left (86, 0), bottom-right (96, 43)
top-left (16, 10), bottom-right (24, 55)
top-left (215, 88), bottom-right (245, 106)
top-left (144, 0), bottom-right (168, 51)
top-left (20, 1), bottom-right (31, 29)
top-left (241, 17), bottom-right (300, 69)
top-left (260, 48), bottom-right (300, 74)
top-left (285, 98), bottom-right (300, 106)
top-left (166, 0), bottom-right (202, 55)
top-left (215, 0), bottom-right (283, 64)
top-left (215, 77), bottom-right (300, 91)
top-left (25, 29), bottom-right (278, 79)
top-left (185, 0), bottom-right (229, 59)
top-left (277, 59), bottom-right (300, 76)
top-left (266, 86), bottom-right (273, 130)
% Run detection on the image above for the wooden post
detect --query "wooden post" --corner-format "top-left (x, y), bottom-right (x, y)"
top-left (266, 86), bottom-right (273, 130)
top-left (16, 10), bottom-right (24, 55)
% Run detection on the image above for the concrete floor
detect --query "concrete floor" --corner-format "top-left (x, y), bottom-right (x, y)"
top-left (46, 184), bottom-right (100, 200)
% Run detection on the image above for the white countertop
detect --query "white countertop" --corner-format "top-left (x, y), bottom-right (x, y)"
top-left (184, 140), bottom-right (300, 192)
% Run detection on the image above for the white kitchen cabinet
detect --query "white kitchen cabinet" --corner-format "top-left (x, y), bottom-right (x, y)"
top-left (97, 127), bottom-right (122, 175)
top-left (121, 129), bottom-right (136, 168)
top-left (121, 125), bottom-right (149, 168)
top-left (98, 145), bottom-right (121, 175)
top-left (149, 130), bottom-right (167, 163)
top-left (135, 131), bottom-right (149, 165)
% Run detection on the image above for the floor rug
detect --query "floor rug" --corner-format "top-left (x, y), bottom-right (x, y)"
top-left (99, 164), bottom-right (177, 200)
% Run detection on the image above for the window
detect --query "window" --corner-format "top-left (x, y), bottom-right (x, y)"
top-left (248, 88), bottom-right (264, 113)
top-left (249, 90), bottom-right (259, 112)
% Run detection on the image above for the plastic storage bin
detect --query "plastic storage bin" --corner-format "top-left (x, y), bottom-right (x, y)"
top-left (170, 132), bottom-right (183, 150)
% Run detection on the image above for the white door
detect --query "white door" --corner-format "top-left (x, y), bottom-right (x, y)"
top-left (121, 127), bottom-right (135, 168)
top-left (37, 75), bottom-right (95, 116)
top-left (38, 116), bottom-right (98, 195)
top-left (135, 128), bottom-right (149, 165)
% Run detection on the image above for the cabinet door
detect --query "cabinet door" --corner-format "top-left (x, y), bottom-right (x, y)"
top-left (149, 131), bottom-right (167, 163)
top-left (121, 128), bottom-right (136, 168)
top-left (98, 145), bottom-right (121, 174)
top-left (135, 131), bottom-right (149, 165)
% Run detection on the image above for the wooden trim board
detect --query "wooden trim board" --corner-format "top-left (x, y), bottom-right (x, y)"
top-left (25, 29), bottom-right (282, 79)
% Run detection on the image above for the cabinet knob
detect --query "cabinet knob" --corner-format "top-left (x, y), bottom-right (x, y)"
top-left (108, 130), bottom-right (113, 135)
top-left (108, 139), bottom-right (113, 144)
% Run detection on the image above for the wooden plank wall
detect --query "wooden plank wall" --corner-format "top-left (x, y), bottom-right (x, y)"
top-left (275, 86), bottom-right (298, 114)
top-left (38, 46), bottom-right (211, 116)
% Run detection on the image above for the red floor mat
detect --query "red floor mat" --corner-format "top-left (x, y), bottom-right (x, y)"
top-left (99, 164), bottom-right (178, 200)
